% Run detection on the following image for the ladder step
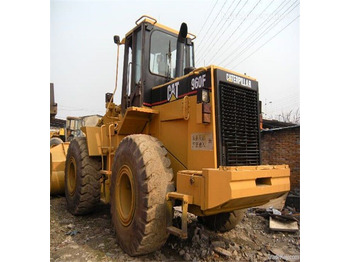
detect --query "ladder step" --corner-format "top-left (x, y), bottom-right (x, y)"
top-left (100, 147), bottom-right (115, 154)
top-left (167, 192), bottom-right (193, 204)
top-left (167, 226), bottom-right (187, 239)
top-left (100, 170), bottom-right (112, 175)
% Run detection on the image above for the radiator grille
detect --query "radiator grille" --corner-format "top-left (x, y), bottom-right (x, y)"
top-left (218, 81), bottom-right (260, 166)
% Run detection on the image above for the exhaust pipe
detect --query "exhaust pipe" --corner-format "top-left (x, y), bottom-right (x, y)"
top-left (175, 23), bottom-right (188, 78)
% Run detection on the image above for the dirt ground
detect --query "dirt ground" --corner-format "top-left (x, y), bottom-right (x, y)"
top-left (50, 195), bottom-right (300, 262)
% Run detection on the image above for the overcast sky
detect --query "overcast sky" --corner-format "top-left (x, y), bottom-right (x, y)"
top-left (51, 0), bottom-right (299, 120)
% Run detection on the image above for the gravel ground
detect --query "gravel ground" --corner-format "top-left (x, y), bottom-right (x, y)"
top-left (50, 195), bottom-right (300, 262)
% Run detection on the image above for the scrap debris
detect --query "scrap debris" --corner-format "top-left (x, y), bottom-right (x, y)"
top-left (253, 205), bottom-right (300, 232)
top-left (51, 196), bottom-right (300, 261)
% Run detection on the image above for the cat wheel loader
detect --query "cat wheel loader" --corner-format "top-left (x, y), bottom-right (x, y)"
top-left (51, 15), bottom-right (290, 256)
top-left (65, 115), bottom-right (101, 142)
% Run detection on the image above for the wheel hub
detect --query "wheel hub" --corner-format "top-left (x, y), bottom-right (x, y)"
top-left (116, 165), bottom-right (135, 226)
top-left (67, 157), bottom-right (77, 196)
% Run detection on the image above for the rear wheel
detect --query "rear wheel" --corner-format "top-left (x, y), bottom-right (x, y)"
top-left (110, 135), bottom-right (174, 256)
top-left (199, 209), bottom-right (246, 232)
top-left (65, 137), bottom-right (101, 215)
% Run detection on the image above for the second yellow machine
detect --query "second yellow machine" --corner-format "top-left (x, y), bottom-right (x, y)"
top-left (63, 16), bottom-right (290, 256)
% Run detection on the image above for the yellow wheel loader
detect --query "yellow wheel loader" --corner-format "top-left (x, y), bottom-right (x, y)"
top-left (50, 114), bottom-right (101, 195)
top-left (51, 15), bottom-right (290, 256)
top-left (65, 115), bottom-right (101, 141)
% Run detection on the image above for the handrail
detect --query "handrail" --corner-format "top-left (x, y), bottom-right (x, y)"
top-left (187, 32), bottom-right (196, 40)
top-left (192, 67), bottom-right (207, 75)
top-left (135, 15), bottom-right (157, 25)
top-left (100, 124), bottom-right (106, 169)
top-left (108, 124), bottom-right (114, 151)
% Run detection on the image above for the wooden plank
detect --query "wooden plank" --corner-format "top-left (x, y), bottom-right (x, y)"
top-left (269, 216), bottom-right (298, 232)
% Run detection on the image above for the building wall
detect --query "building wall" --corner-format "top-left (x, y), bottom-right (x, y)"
top-left (260, 126), bottom-right (300, 190)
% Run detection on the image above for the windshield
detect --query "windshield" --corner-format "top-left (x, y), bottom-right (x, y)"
top-left (150, 30), bottom-right (194, 78)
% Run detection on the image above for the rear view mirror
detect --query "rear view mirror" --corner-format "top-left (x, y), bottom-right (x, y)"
top-left (114, 35), bottom-right (120, 45)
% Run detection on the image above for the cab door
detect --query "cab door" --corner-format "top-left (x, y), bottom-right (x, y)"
top-left (121, 26), bottom-right (144, 114)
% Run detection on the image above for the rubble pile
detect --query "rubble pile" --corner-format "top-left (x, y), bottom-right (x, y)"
top-left (51, 196), bottom-right (300, 261)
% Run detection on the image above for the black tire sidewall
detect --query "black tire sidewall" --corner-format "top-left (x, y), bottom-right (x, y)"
top-left (110, 135), bottom-right (173, 256)
top-left (65, 139), bottom-right (84, 214)
top-left (111, 140), bottom-right (141, 247)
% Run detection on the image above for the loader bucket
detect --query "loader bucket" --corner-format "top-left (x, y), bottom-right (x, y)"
top-left (50, 142), bottom-right (69, 195)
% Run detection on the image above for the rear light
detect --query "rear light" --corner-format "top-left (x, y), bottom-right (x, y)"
top-left (202, 103), bottom-right (211, 123)
top-left (197, 89), bottom-right (211, 124)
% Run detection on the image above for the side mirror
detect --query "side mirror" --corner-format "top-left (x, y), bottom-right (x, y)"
top-left (114, 35), bottom-right (120, 45)
top-left (106, 93), bottom-right (113, 103)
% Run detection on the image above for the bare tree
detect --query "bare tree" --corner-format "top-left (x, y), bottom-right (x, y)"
top-left (279, 108), bottom-right (300, 124)
top-left (292, 108), bottom-right (300, 124)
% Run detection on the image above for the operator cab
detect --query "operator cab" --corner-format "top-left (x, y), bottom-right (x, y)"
top-left (117, 15), bottom-right (196, 114)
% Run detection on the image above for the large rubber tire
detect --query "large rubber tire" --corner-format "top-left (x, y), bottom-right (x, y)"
top-left (64, 137), bottom-right (101, 215)
top-left (199, 209), bottom-right (246, 232)
top-left (110, 135), bottom-right (174, 256)
top-left (50, 137), bottom-right (63, 147)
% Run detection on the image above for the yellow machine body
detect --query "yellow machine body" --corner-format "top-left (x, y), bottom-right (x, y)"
top-left (50, 142), bottom-right (69, 195)
top-left (80, 64), bottom-right (290, 215)
top-left (176, 165), bottom-right (290, 216)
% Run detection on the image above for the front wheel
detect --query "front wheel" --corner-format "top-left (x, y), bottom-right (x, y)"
top-left (110, 135), bottom-right (174, 256)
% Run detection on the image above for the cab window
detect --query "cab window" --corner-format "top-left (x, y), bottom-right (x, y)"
top-left (150, 31), bottom-right (177, 78)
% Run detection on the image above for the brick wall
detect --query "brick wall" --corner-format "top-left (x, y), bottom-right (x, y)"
top-left (260, 126), bottom-right (300, 190)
